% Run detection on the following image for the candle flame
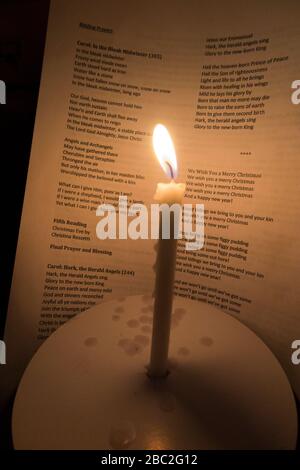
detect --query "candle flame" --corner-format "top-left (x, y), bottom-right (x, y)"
top-left (153, 124), bottom-right (178, 180)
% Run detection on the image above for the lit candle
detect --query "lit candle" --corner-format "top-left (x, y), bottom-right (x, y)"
top-left (149, 124), bottom-right (185, 378)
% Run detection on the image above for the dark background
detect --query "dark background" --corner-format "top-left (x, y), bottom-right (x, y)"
top-left (0, 0), bottom-right (50, 449)
top-left (0, 0), bottom-right (50, 338)
top-left (0, 0), bottom-right (299, 452)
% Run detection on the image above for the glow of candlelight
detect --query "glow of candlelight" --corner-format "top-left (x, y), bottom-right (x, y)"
top-left (153, 124), bottom-right (178, 180)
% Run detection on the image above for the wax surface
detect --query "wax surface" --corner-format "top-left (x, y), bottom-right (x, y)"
top-left (13, 295), bottom-right (297, 450)
top-left (154, 181), bottom-right (185, 204)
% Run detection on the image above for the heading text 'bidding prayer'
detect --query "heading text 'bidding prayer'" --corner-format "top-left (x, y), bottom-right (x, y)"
top-left (95, 196), bottom-right (204, 251)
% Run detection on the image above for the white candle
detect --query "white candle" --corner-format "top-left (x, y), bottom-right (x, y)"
top-left (149, 124), bottom-right (185, 378)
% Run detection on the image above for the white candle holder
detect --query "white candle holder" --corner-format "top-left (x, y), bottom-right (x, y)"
top-left (13, 295), bottom-right (297, 449)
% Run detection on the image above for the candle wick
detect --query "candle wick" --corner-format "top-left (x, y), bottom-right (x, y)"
top-left (165, 161), bottom-right (175, 180)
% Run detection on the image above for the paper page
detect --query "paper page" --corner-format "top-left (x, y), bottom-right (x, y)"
top-left (2, 0), bottom-right (300, 404)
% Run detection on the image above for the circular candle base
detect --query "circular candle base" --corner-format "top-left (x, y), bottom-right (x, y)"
top-left (12, 295), bottom-right (297, 449)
